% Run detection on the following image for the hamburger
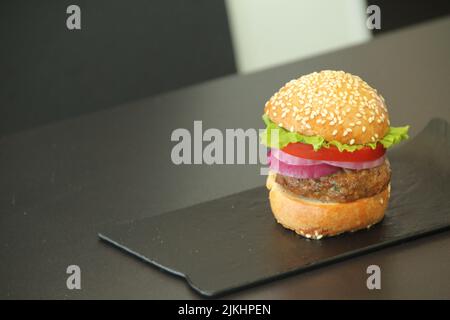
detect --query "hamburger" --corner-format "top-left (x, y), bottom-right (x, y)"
top-left (261, 70), bottom-right (409, 239)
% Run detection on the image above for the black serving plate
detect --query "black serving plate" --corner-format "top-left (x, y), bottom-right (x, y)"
top-left (99, 118), bottom-right (450, 297)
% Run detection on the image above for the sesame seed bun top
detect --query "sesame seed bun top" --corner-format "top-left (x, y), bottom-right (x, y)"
top-left (264, 70), bottom-right (390, 145)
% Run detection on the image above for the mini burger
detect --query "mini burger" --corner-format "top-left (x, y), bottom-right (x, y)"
top-left (261, 70), bottom-right (409, 239)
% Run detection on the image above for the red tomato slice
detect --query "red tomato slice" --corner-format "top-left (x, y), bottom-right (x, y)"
top-left (282, 142), bottom-right (386, 162)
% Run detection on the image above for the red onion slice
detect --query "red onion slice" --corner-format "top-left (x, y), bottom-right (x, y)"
top-left (271, 148), bottom-right (385, 170)
top-left (323, 157), bottom-right (385, 170)
top-left (269, 155), bottom-right (340, 179)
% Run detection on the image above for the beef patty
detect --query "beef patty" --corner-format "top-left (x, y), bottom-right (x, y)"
top-left (275, 160), bottom-right (391, 203)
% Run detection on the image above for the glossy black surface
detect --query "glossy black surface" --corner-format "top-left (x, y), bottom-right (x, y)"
top-left (1, 18), bottom-right (450, 299)
top-left (99, 119), bottom-right (450, 297)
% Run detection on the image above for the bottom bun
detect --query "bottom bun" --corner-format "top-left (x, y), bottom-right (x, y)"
top-left (266, 172), bottom-right (390, 239)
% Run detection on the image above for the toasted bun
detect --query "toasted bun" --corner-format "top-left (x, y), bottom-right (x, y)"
top-left (266, 172), bottom-right (389, 239)
top-left (264, 70), bottom-right (389, 145)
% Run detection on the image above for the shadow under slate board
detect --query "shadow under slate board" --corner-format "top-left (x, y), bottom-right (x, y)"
top-left (98, 118), bottom-right (450, 297)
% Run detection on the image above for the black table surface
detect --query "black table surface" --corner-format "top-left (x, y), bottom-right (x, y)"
top-left (1, 17), bottom-right (450, 299)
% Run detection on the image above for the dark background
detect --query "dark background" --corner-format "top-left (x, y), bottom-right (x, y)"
top-left (0, 0), bottom-right (236, 135)
top-left (368, 0), bottom-right (450, 35)
top-left (0, 0), bottom-right (449, 136)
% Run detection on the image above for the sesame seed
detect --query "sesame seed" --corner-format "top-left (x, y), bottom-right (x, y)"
top-left (332, 129), bottom-right (338, 136)
top-left (349, 139), bottom-right (355, 145)
top-left (362, 126), bottom-right (366, 132)
top-left (267, 71), bottom-right (386, 132)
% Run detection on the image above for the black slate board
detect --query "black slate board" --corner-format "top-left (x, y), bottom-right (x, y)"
top-left (99, 118), bottom-right (450, 297)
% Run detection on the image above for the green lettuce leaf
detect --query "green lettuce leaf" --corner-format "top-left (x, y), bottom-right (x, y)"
top-left (378, 125), bottom-right (410, 149)
top-left (260, 114), bottom-right (409, 152)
